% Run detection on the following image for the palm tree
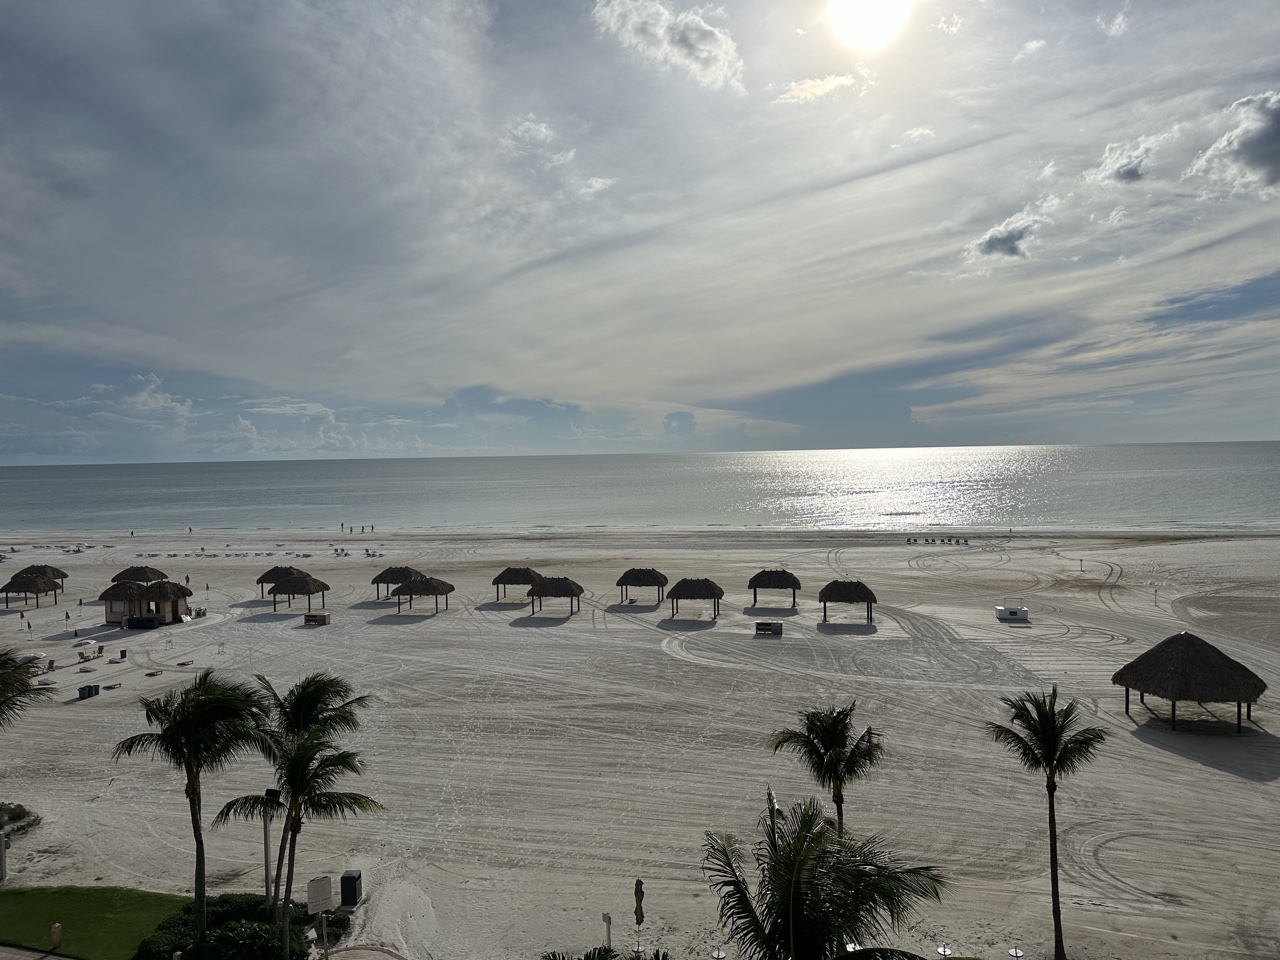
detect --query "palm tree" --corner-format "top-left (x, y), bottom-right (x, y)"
top-left (216, 734), bottom-right (383, 958)
top-left (702, 795), bottom-right (946, 960)
top-left (254, 672), bottom-right (370, 908)
top-left (0, 647), bottom-right (52, 729)
top-left (769, 701), bottom-right (884, 835)
top-left (112, 669), bottom-right (267, 941)
top-left (986, 687), bottom-right (1106, 960)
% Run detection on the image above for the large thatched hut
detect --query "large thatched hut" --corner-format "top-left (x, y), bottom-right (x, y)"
top-left (616, 568), bottom-right (668, 603)
top-left (391, 576), bottom-right (455, 613)
top-left (2, 573), bottom-right (62, 608)
top-left (256, 565), bottom-right (302, 599)
top-left (817, 580), bottom-right (878, 623)
top-left (1112, 631), bottom-right (1267, 732)
top-left (372, 566), bottom-right (427, 600)
top-left (528, 576), bottom-right (583, 615)
top-left (112, 565), bottom-right (168, 584)
top-left (16, 564), bottom-right (69, 588)
top-left (748, 569), bottom-right (802, 608)
top-left (667, 578), bottom-right (724, 619)
top-left (269, 572), bottom-right (330, 612)
top-left (493, 567), bottom-right (543, 601)
top-left (98, 581), bottom-right (143, 625)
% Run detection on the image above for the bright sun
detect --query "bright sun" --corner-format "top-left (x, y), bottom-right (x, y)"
top-left (828, 0), bottom-right (913, 52)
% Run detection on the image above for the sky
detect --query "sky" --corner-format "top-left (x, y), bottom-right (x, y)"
top-left (1, 0), bottom-right (1278, 464)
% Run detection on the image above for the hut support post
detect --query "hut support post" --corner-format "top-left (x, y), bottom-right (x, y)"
top-left (1139, 691), bottom-right (1145, 704)
top-left (791, 589), bottom-right (796, 609)
top-left (1124, 687), bottom-right (1129, 715)
top-left (434, 596), bottom-right (440, 614)
top-left (1171, 700), bottom-right (1177, 730)
top-left (1237, 701), bottom-right (1242, 733)
top-left (823, 601), bottom-right (828, 623)
top-left (1248, 702), bottom-right (1253, 720)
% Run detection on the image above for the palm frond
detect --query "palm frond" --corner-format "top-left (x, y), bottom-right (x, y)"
top-left (702, 831), bottom-right (771, 960)
top-left (213, 792), bottom-right (286, 828)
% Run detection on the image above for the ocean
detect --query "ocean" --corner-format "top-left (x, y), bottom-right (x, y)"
top-left (0, 442), bottom-right (1277, 535)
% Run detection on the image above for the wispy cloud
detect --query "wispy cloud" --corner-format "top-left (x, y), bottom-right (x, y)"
top-left (592, 0), bottom-right (745, 92)
top-left (774, 67), bottom-right (876, 104)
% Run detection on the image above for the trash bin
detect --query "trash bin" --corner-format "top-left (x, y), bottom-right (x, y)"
top-left (92, 684), bottom-right (100, 696)
top-left (78, 686), bottom-right (89, 701)
top-left (121, 649), bottom-right (128, 659)
top-left (340, 869), bottom-right (362, 907)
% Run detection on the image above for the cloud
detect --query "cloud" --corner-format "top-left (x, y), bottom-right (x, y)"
top-left (964, 200), bottom-right (1057, 260)
top-left (933, 15), bottom-right (962, 35)
top-left (1186, 91), bottom-right (1280, 193)
top-left (1013, 40), bottom-right (1046, 62)
top-left (1097, 12), bottom-right (1129, 38)
top-left (580, 177), bottom-right (616, 194)
top-left (775, 67), bottom-right (876, 104)
top-left (593, 0), bottom-right (745, 92)
top-left (904, 127), bottom-right (936, 142)
top-left (663, 410), bottom-right (696, 437)
top-left (1087, 138), bottom-right (1156, 183)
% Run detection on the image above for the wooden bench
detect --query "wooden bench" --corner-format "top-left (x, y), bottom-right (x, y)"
top-left (304, 612), bottom-right (331, 626)
top-left (177, 659), bottom-right (194, 666)
top-left (755, 621), bottom-right (784, 636)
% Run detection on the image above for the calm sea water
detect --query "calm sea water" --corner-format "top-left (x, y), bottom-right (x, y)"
top-left (0, 443), bottom-right (1276, 535)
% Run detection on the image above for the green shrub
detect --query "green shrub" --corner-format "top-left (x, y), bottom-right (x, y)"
top-left (132, 893), bottom-right (308, 960)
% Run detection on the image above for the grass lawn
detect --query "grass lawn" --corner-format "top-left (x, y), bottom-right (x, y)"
top-left (0, 886), bottom-right (187, 960)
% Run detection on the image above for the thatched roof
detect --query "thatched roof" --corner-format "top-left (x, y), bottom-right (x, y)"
top-left (99, 581), bottom-right (143, 602)
top-left (269, 573), bottom-right (330, 596)
top-left (392, 576), bottom-right (455, 597)
top-left (748, 569), bottom-right (802, 591)
top-left (372, 566), bottom-right (427, 586)
top-left (528, 576), bottom-right (584, 599)
top-left (112, 565), bottom-right (168, 583)
top-left (143, 580), bottom-right (194, 601)
top-left (616, 568), bottom-right (668, 588)
top-left (17, 564), bottom-right (69, 580)
top-left (818, 580), bottom-right (878, 604)
top-left (493, 567), bottom-right (543, 586)
top-left (667, 578), bottom-right (724, 601)
top-left (3, 574), bottom-right (61, 595)
top-left (1112, 632), bottom-right (1267, 704)
top-left (256, 565), bottom-right (302, 585)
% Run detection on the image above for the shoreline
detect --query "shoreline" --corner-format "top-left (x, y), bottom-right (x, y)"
top-left (1, 529), bottom-right (1277, 959)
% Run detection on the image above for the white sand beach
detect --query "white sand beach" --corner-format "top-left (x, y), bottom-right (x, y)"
top-left (1, 529), bottom-right (1278, 959)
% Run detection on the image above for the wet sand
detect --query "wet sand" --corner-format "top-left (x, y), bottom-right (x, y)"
top-left (1, 529), bottom-right (1277, 959)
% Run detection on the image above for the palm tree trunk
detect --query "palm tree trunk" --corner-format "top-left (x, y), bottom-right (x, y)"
top-left (833, 784), bottom-right (844, 837)
top-left (280, 823), bottom-right (301, 960)
top-left (271, 816), bottom-right (290, 912)
top-left (1047, 780), bottom-right (1066, 960)
top-left (185, 777), bottom-right (207, 941)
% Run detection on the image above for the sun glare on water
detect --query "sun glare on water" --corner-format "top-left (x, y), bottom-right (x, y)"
top-left (828, 0), bottom-right (913, 52)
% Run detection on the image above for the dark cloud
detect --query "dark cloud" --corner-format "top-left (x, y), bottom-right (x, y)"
top-left (1189, 91), bottom-right (1280, 190)
top-left (662, 411), bottom-right (696, 437)
top-left (1089, 140), bottom-right (1154, 183)
top-left (965, 205), bottom-right (1054, 259)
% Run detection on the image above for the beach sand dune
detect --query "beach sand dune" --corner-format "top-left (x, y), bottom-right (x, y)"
top-left (1, 530), bottom-right (1277, 959)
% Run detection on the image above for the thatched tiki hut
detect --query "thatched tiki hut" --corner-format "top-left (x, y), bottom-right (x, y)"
top-left (372, 566), bottom-right (427, 600)
top-left (269, 572), bottom-right (330, 612)
top-left (748, 569), bottom-right (802, 608)
top-left (2, 573), bottom-right (62, 608)
top-left (616, 568), bottom-right (668, 603)
top-left (256, 565), bottom-right (301, 599)
top-left (817, 580), bottom-right (878, 623)
top-left (112, 565), bottom-right (168, 584)
top-left (16, 564), bottom-right (69, 589)
top-left (143, 580), bottom-right (193, 624)
top-left (667, 578), bottom-right (724, 619)
top-left (528, 576), bottom-right (584, 615)
top-left (99, 581), bottom-right (143, 624)
top-left (493, 567), bottom-right (543, 601)
top-left (391, 576), bottom-right (455, 613)
top-left (1112, 631), bottom-right (1267, 732)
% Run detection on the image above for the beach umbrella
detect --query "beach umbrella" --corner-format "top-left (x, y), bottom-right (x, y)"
top-left (2, 573), bottom-right (61, 608)
top-left (268, 573), bottom-right (330, 612)
top-left (666, 578), bottom-right (724, 619)
top-left (527, 576), bottom-right (584, 615)
top-left (1112, 631), bottom-right (1267, 732)
top-left (390, 576), bottom-right (455, 613)
top-left (492, 566), bottom-right (543, 601)
top-left (112, 565), bottom-right (168, 584)
top-left (817, 580), bottom-right (878, 623)
top-left (747, 569), bottom-right (802, 608)
top-left (372, 566), bottom-right (427, 600)
top-left (616, 568), bottom-right (668, 603)
top-left (255, 565), bottom-right (302, 598)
